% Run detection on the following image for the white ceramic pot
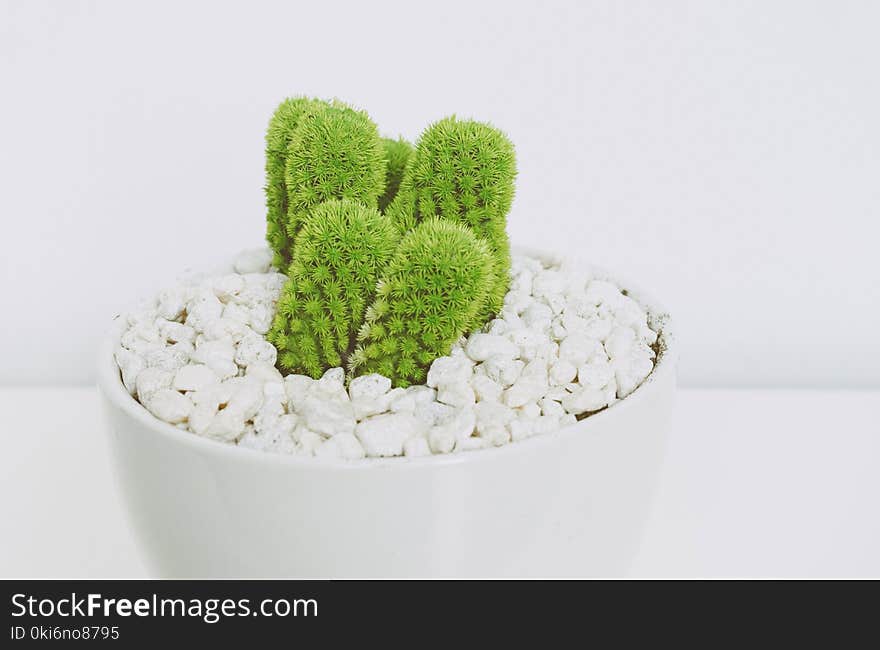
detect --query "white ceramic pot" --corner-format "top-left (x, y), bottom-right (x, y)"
top-left (97, 249), bottom-right (676, 578)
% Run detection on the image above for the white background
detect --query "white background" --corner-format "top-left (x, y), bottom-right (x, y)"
top-left (2, 0), bottom-right (879, 388)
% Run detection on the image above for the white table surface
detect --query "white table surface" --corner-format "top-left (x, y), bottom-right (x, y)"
top-left (2, 387), bottom-right (878, 579)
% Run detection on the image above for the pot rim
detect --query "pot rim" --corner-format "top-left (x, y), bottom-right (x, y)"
top-left (97, 245), bottom-right (677, 470)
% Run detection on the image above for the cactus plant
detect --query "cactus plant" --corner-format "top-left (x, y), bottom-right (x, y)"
top-left (268, 199), bottom-right (400, 378)
top-left (377, 136), bottom-right (413, 212)
top-left (349, 219), bottom-right (496, 387)
top-left (386, 116), bottom-right (516, 324)
top-left (265, 97), bottom-right (327, 268)
top-left (263, 100), bottom-right (519, 383)
top-left (265, 99), bottom-right (386, 268)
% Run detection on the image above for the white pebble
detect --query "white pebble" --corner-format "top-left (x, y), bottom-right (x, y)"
top-left (201, 317), bottom-right (250, 343)
top-left (612, 297), bottom-right (645, 329)
top-left (225, 379), bottom-right (264, 420)
top-left (120, 329), bottom-right (161, 357)
top-left (115, 347), bottom-right (145, 395)
top-left (234, 333), bottom-right (277, 367)
top-left (507, 328), bottom-right (544, 360)
top-left (316, 433), bottom-right (366, 460)
top-left (192, 338), bottom-right (238, 379)
top-left (549, 360), bottom-right (577, 386)
top-left (605, 326), bottom-right (636, 358)
top-left (222, 302), bottom-right (251, 325)
top-left (545, 384), bottom-right (575, 402)
top-left (145, 389), bottom-right (193, 424)
top-left (427, 428), bottom-right (455, 454)
top-left (156, 288), bottom-right (187, 320)
top-left (615, 355), bottom-right (654, 398)
top-left (503, 360), bottom-right (549, 408)
top-left (474, 401), bottom-right (515, 435)
top-left (185, 289), bottom-right (224, 331)
top-left (481, 355), bottom-right (524, 388)
top-left (521, 302), bottom-right (553, 328)
top-left (640, 325), bottom-right (658, 346)
top-left (539, 398), bottom-right (565, 418)
top-left (252, 393), bottom-right (286, 434)
top-left (455, 437), bottom-right (489, 452)
top-left (188, 404), bottom-right (217, 436)
top-left (482, 426), bottom-right (511, 446)
top-left (314, 367), bottom-right (346, 398)
top-left (248, 303), bottom-right (274, 334)
top-left (301, 395), bottom-right (355, 437)
top-left (545, 293), bottom-right (566, 316)
top-left (284, 374), bottom-right (315, 410)
top-left (262, 411), bottom-right (297, 439)
top-left (158, 320), bottom-right (195, 344)
top-left (486, 318), bottom-right (508, 335)
top-left (562, 386), bottom-right (610, 415)
top-left (518, 401), bottom-right (541, 419)
top-left (431, 408), bottom-right (476, 443)
top-left (532, 269), bottom-right (565, 300)
top-left (465, 333), bottom-right (518, 362)
top-left (414, 401), bottom-right (456, 427)
top-left (213, 274), bottom-right (245, 301)
top-left (245, 361), bottom-right (284, 383)
top-left (578, 357), bottom-right (614, 390)
top-left (558, 336), bottom-right (604, 367)
top-left (136, 367), bottom-right (173, 402)
top-left (503, 378), bottom-right (547, 408)
top-left (509, 419), bottom-right (534, 441)
top-left (533, 341), bottom-right (559, 362)
top-left (173, 364), bottom-right (219, 392)
top-left (437, 383), bottom-right (475, 408)
top-left (426, 355), bottom-right (472, 388)
top-left (191, 381), bottom-right (234, 408)
top-left (404, 437), bottom-right (432, 457)
top-left (356, 413), bottom-right (422, 457)
top-left (406, 385), bottom-right (436, 406)
top-left (585, 279), bottom-right (623, 307)
top-left (509, 269), bottom-right (533, 294)
top-left (143, 345), bottom-right (190, 373)
top-left (584, 315), bottom-right (613, 340)
top-left (297, 430), bottom-right (324, 456)
top-left (204, 409), bottom-right (246, 442)
top-left (349, 374), bottom-right (392, 402)
top-left (472, 374), bottom-right (503, 402)
top-left (388, 392), bottom-right (416, 414)
top-left (498, 309), bottom-right (524, 330)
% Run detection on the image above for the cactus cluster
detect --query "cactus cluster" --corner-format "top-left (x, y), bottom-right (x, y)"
top-left (264, 97), bottom-right (516, 385)
top-left (268, 199), bottom-right (399, 378)
top-left (265, 98), bottom-right (386, 267)
top-left (386, 116), bottom-right (516, 325)
top-left (349, 219), bottom-right (496, 385)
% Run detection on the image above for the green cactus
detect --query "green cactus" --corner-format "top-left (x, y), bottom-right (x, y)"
top-left (349, 219), bottom-right (496, 387)
top-left (284, 103), bottom-right (385, 248)
top-left (386, 116), bottom-right (516, 324)
top-left (268, 199), bottom-right (400, 378)
top-left (377, 136), bottom-right (413, 212)
top-left (263, 100), bottom-right (519, 383)
top-left (265, 97), bottom-right (327, 268)
top-left (265, 99), bottom-right (386, 268)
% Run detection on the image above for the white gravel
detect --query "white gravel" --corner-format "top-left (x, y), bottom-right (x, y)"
top-left (114, 248), bottom-right (660, 459)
